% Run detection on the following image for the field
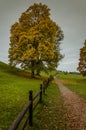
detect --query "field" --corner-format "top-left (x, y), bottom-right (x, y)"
top-left (0, 61), bottom-right (86, 130)
top-left (25, 83), bottom-right (67, 130)
top-left (58, 72), bottom-right (86, 98)
top-left (0, 62), bottom-right (42, 130)
top-left (0, 62), bottom-right (65, 130)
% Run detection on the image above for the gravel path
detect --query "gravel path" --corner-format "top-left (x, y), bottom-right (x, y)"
top-left (55, 79), bottom-right (86, 130)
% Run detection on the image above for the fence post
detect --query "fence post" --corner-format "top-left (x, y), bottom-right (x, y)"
top-left (40, 84), bottom-right (42, 103)
top-left (47, 78), bottom-right (49, 86)
top-left (29, 90), bottom-right (33, 126)
top-left (43, 81), bottom-right (45, 94)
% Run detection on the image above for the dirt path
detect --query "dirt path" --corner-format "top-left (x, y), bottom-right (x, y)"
top-left (55, 79), bottom-right (86, 130)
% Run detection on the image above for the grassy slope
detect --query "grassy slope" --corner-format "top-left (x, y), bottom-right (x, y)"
top-left (0, 62), bottom-right (42, 130)
top-left (0, 62), bottom-right (68, 130)
top-left (26, 83), bottom-right (68, 130)
top-left (1, 61), bottom-right (86, 130)
top-left (58, 73), bottom-right (86, 98)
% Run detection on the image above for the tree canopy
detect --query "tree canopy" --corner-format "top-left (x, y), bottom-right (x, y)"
top-left (77, 40), bottom-right (86, 76)
top-left (8, 3), bottom-right (64, 77)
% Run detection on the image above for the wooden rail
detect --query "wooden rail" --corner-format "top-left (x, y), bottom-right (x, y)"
top-left (9, 77), bottom-right (52, 130)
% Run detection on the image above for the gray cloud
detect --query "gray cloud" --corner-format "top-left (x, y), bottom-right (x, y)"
top-left (0, 0), bottom-right (86, 72)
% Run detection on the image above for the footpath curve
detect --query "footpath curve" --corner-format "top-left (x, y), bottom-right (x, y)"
top-left (55, 78), bottom-right (86, 130)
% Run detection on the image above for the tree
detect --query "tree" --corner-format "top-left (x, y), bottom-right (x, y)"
top-left (9, 3), bottom-right (64, 77)
top-left (77, 40), bottom-right (86, 76)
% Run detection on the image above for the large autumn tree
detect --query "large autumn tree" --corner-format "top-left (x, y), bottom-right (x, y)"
top-left (77, 40), bottom-right (86, 76)
top-left (9, 3), bottom-right (64, 77)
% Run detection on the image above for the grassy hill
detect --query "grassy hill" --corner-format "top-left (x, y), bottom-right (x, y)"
top-left (0, 62), bottom-right (42, 130)
top-left (1, 62), bottom-right (85, 130)
top-left (0, 62), bottom-right (67, 130)
top-left (0, 61), bottom-right (33, 78)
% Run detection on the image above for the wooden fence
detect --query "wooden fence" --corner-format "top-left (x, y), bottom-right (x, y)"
top-left (9, 77), bottom-right (52, 130)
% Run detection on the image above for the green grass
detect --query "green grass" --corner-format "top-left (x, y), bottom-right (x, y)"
top-left (0, 62), bottom-right (42, 130)
top-left (58, 73), bottom-right (86, 98)
top-left (0, 62), bottom-right (68, 130)
top-left (0, 61), bottom-right (86, 130)
top-left (26, 83), bottom-right (68, 130)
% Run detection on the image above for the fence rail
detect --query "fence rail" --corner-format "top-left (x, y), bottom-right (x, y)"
top-left (9, 76), bottom-right (52, 130)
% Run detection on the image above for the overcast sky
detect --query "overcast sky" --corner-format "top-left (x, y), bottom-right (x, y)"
top-left (0, 0), bottom-right (86, 72)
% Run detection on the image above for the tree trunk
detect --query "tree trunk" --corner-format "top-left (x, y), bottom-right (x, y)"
top-left (31, 61), bottom-right (35, 78)
top-left (36, 69), bottom-right (40, 76)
